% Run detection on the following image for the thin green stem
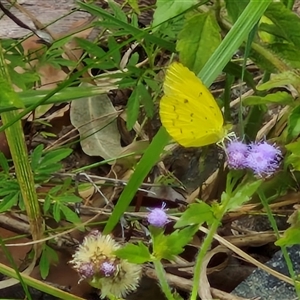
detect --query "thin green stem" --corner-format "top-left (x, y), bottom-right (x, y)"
top-left (258, 189), bottom-right (300, 298)
top-left (153, 259), bottom-right (175, 300)
top-left (190, 193), bottom-right (232, 300)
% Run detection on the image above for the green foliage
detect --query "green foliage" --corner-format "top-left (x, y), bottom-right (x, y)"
top-left (174, 202), bottom-right (216, 228)
top-left (177, 12), bottom-right (221, 73)
top-left (151, 225), bottom-right (198, 260)
top-left (40, 244), bottom-right (59, 279)
top-left (31, 145), bottom-right (72, 182)
top-left (114, 242), bottom-right (151, 264)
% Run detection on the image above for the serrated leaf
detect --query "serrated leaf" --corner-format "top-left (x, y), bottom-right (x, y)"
top-left (174, 202), bottom-right (216, 228)
top-left (223, 180), bottom-right (262, 212)
top-left (115, 242), bottom-right (151, 264)
top-left (243, 91), bottom-right (293, 106)
top-left (153, 0), bottom-right (196, 28)
top-left (276, 227), bottom-right (300, 247)
top-left (177, 12), bottom-right (221, 73)
top-left (224, 0), bottom-right (249, 23)
top-left (267, 43), bottom-right (300, 69)
top-left (70, 85), bottom-right (122, 160)
top-left (257, 71), bottom-right (300, 91)
top-left (265, 2), bottom-right (300, 48)
top-left (287, 105), bottom-right (300, 140)
top-left (151, 225), bottom-right (198, 260)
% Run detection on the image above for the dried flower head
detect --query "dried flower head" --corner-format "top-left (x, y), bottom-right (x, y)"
top-left (147, 203), bottom-right (169, 227)
top-left (226, 140), bottom-right (248, 169)
top-left (70, 231), bottom-right (142, 299)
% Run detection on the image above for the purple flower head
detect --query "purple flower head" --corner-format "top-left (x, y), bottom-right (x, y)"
top-left (78, 262), bottom-right (94, 279)
top-left (246, 142), bottom-right (282, 177)
top-left (99, 261), bottom-right (116, 277)
top-left (147, 203), bottom-right (169, 227)
top-left (226, 140), bottom-right (249, 169)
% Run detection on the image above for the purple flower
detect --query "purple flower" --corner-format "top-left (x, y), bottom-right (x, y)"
top-left (78, 262), bottom-right (94, 279)
top-left (147, 203), bottom-right (169, 227)
top-left (226, 140), bottom-right (249, 169)
top-left (100, 261), bottom-right (116, 277)
top-left (245, 142), bottom-right (282, 177)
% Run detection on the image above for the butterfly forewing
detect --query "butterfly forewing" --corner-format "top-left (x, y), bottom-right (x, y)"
top-left (159, 63), bottom-right (225, 147)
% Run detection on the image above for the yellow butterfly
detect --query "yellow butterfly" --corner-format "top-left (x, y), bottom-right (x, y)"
top-left (159, 62), bottom-right (228, 148)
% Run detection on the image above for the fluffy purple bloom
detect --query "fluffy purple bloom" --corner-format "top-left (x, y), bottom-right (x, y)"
top-left (147, 203), bottom-right (169, 227)
top-left (78, 262), bottom-right (94, 279)
top-left (226, 140), bottom-right (249, 169)
top-left (100, 261), bottom-right (116, 277)
top-left (245, 142), bottom-right (282, 177)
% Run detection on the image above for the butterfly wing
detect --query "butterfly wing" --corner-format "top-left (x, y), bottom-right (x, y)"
top-left (159, 63), bottom-right (225, 147)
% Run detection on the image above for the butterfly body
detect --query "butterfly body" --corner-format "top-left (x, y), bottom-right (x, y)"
top-left (159, 63), bottom-right (226, 147)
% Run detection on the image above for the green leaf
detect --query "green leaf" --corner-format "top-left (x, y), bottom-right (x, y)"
top-left (257, 71), bottom-right (300, 90)
top-left (174, 202), bottom-right (216, 228)
top-left (40, 245), bottom-right (59, 279)
top-left (31, 144), bottom-right (44, 171)
top-left (152, 0), bottom-right (197, 28)
top-left (265, 1), bottom-right (300, 48)
top-left (126, 86), bottom-right (140, 130)
top-left (243, 91), bottom-right (294, 106)
top-left (276, 227), bottom-right (300, 247)
top-left (74, 38), bottom-right (106, 59)
top-left (152, 225), bottom-right (198, 260)
top-left (267, 43), bottom-right (300, 69)
top-left (224, 0), bottom-right (249, 23)
top-left (78, 2), bottom-right (175, 52)
top-left (287, 105), bottom-right (300, 140)
top-left (138, 82), bottom-right (154, 118)
top-left (223, 180), bottom-right (262, 212)
top-left (0, 192), bottom-right (19, 212)
top-left (56, 195), bottom-right (82, 203)
top-left (114, 242), bottom-right (151, 264)
top-left (177, 12), bottom-right (221, 74)
top-left (108, 0), bottom-right (128, 23)
top-left (60, 205), bottom-right (81, 224)
top-left (40, 148), bottom-right (72, 167)
top-left (53, 203), bottom-right (61, 222)
top-left (107, 36), bottom-right (121, 64)
top-left (0, 152), bottom-right (9, 174)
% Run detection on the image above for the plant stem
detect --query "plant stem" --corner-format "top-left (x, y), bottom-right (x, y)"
top-left (190, 193), bottom-right (232, 300)
top-left (0, 42), bottom-right (43, 256)
top-left (153, 259), bottom-right (175, 300)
